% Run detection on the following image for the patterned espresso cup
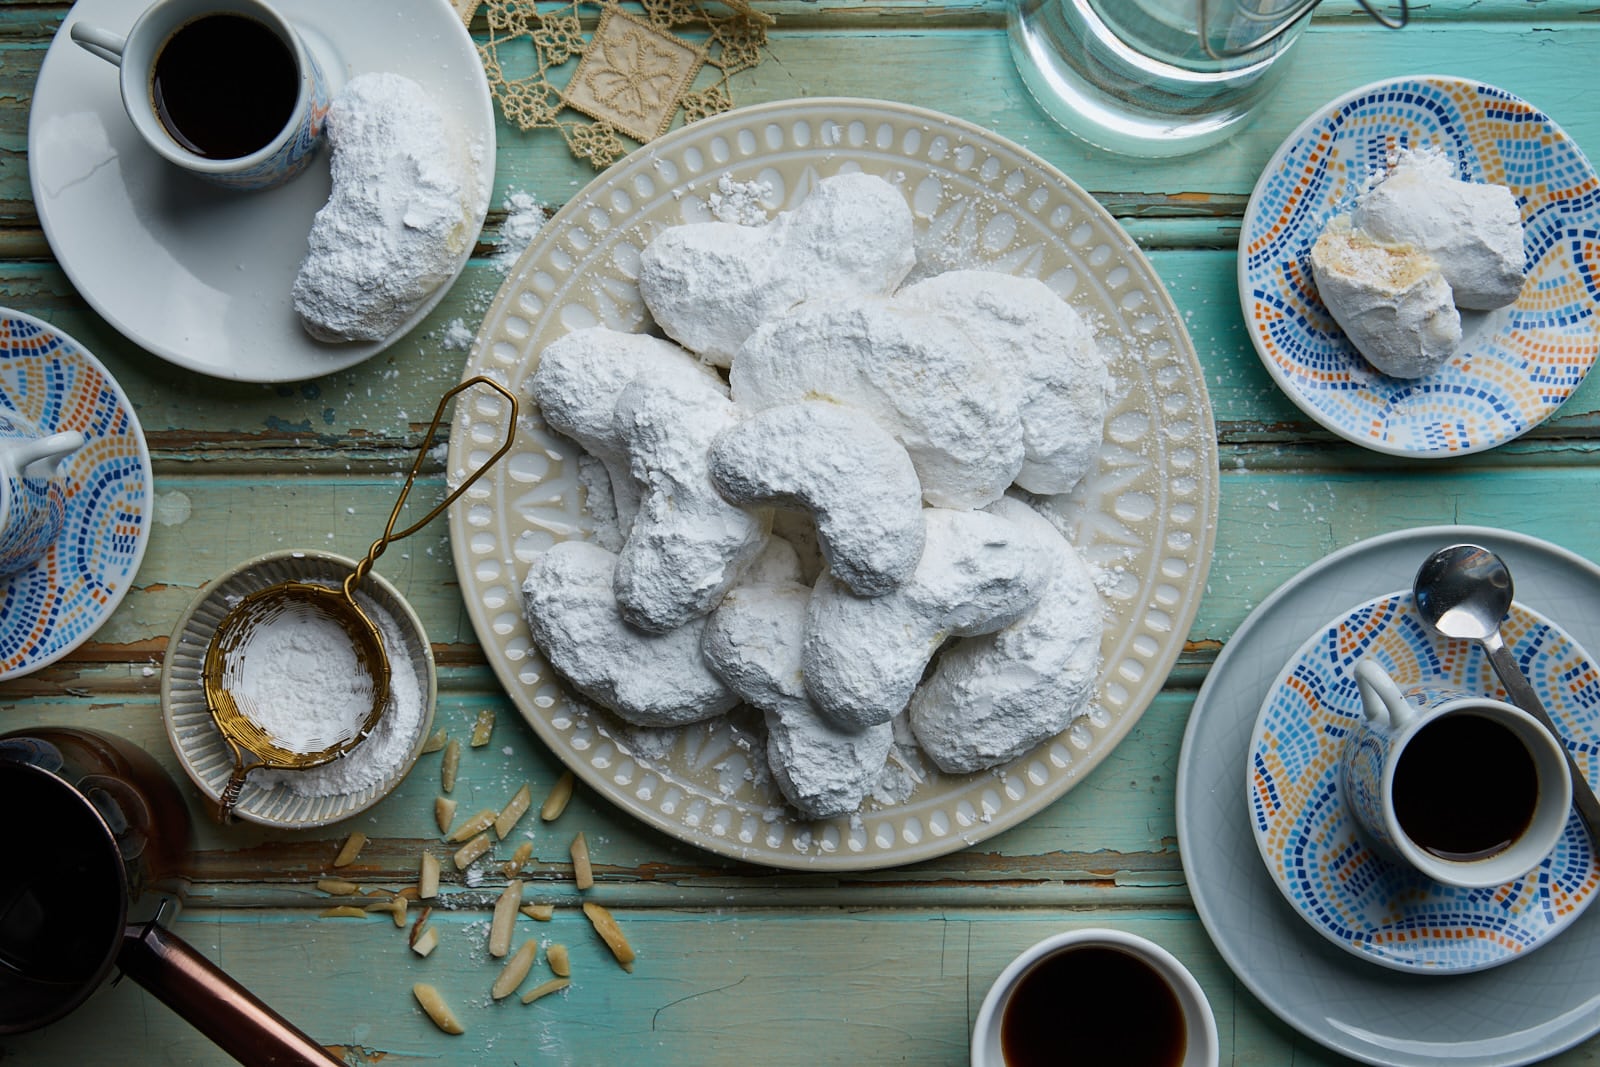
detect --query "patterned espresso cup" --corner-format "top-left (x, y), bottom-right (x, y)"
top-left (0, 411), bottom-right (84, 577)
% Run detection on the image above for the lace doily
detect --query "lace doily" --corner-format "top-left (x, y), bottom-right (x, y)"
top-left (463, 0), bottom-right (774, 169)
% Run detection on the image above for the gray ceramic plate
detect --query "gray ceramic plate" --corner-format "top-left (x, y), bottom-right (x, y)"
top-left (1177, 525), bottom-right (1600, 1066)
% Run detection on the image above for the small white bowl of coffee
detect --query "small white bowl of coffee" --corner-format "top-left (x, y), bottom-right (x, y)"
top-left (972, 928), bottom-right (1218, 1067)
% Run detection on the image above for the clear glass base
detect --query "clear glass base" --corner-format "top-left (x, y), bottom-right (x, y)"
top-left (1007, 0), bottom-right (1309, 157)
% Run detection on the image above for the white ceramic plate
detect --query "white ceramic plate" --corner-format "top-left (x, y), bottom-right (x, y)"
top-left (28, 0), bottom-right (494, 382)
top-left (0, 309), bottom-right (151, 679)
top-left (1177, 526), bottom-right (1600, 1066)
top-left (161, 550), bottom-right (436, 829)
top-left (447, 98), bottom-right (1218, 871)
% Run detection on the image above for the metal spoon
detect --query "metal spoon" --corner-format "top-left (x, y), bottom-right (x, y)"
top-left (1413, 543), bottom-right (1600, 839)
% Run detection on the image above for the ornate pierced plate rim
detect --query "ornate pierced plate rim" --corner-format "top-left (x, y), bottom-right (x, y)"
top-left (447, 97), bottom-right (1219, 871)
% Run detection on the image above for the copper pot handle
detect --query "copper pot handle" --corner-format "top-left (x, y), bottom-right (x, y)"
top-left (118, 918), bottom-right (344, 1067)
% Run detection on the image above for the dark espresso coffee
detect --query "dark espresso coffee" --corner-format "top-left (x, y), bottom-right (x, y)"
top-left (1393, 711), bottom-right (1538, 861)
top-left (151, 14), bottom-right (297, 160)
top-left (1001, 945), bottom-right (1186, 1067)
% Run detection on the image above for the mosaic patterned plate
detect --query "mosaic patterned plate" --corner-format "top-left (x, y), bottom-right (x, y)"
top-left (1249, 590), bottom-right (1600, 973)
top-left (447, 98), bottom-right (1218, 871)
top-left (1239, 76), bottom-right (1600, 457)
top-left (0, 310), bottom-right (150, 679)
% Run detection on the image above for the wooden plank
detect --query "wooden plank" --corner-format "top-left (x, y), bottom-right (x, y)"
top-left (0, 25), bottom-right (1596, 224)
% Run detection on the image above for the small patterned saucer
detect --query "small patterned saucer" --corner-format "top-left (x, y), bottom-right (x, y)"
top-left (1248, 591), bottom-right (1600, 973)
top-left (0, 310), bottom-right (151, 678)
top-left (1239, 76), bottom-right (1600, 457)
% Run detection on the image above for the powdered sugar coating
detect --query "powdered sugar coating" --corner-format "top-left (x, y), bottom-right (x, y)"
top-left (803, 507), bottom-right (1056, 730)
top-left (703, 579), bottom-right (892, 819)
top-left (708, 400), bottom-right (924, 596)
top-left (530, 326), bottom-right (722, 531)
top-left (612, 376), bottom-right (770, 633)
top-left (899, 270), bottom-right (1108, 497)
top-left (1311, 215), bottom-right (1461, 379)
top-left (1352, 147), bottom-right (1526, 310)
top-left (522, 540), bottom-right (737, 727)
top-left (638, 172), bottom-right (915, 366)
top-left (731, 295), bottom-right (1024, 509)
top-left (909, 497), bottom-right (1103, 774)
top-left (292, 73), bottom-right (479, 343)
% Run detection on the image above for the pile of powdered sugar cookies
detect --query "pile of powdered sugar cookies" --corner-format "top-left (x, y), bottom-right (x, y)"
top-left (519, 172), bottom-right (1111, 821)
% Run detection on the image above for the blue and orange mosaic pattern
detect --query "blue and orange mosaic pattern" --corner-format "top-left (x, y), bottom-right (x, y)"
top-left (1248, 592), bottom-right (1600, 972)
top-left (0, 310), bottom-right (150, 677)
top-left (1240, 76), bottom-right (1600, 456)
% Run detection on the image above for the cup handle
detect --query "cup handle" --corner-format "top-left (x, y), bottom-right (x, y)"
top-left (14, 430), bottom-right (85, 479)
top-left (69, 23), bottom-right (127, 66)
top-left (1354, 658), bottom-right (1415, 731)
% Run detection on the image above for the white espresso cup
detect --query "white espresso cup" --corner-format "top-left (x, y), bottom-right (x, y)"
top-left (1347, 658), bottom-right (1573, 888)
top-left (0, 411), bottom-right (84, 578)
top-left (69, 0), bottom-right (330, 191)
top-left (972, 928), bottom-right (1218, 1067)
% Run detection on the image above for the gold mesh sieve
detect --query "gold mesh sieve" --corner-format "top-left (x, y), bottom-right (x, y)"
top-left (203, 376), bottom-right (517, 821)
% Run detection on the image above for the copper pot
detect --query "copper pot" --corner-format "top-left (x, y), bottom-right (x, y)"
top-left (0, 727), bottom-right (342, 1065)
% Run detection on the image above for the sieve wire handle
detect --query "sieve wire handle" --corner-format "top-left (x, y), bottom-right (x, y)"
top-left (344, 375), bottom-right (518, 598)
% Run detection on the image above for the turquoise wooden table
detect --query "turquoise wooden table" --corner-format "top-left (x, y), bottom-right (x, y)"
top-left (3, 1), bottom-right (1599, 1064)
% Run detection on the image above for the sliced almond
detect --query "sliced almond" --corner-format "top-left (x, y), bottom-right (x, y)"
top-left (570, 832), bottom-right (594, 891)
top-left (364, 897), bottom-right (408, 928)
top-left (582, 901), bottom-right (635, 972)
top-left (452, 831), bottom-right (492, 871)
top-left (395, 886), bottom-right (421, 902)
top-left (520, 977), bottom-right (570, 1005)
top-left (315, 878), bottom-right (361, 896)
top-left (412, 983), bottom-right (464, 1035)
top-left (318, 906), bottom-right (370, 919)
top-left (540, 770), bottom-right (575, 822)
top-left (409, 906), bottom-right (434, 947)
top-left (434, 796), bottom-right (458, 835)
top-left (411, 925), bottom-right (439, 958)
top-left (446, 808), bottom-right (497, 843)
top-left (501, 839), bottom-right (533, 878)
top-left (469, 708), bottom-right (495, 747)
top-left (441, 739), bottom-right (461, 793)
top-left (520, 902), bottom-right (555, 921)
top-left (488, 879), bottom-right (523, 958)
top-left (419, 851), bottom-right (440, 900)
top-left (494, 783), bottom-right (532, 839)
top-left (332, 832), bottom-right (367, 868)
top-left (546, 942), bottom-right (570, 978)
top-left (420, 729), bottom-right (447, 754)
top-left (491, 939), bottom-right (539, 1000)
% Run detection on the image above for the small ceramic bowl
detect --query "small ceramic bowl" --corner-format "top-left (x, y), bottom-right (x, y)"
top-left (972, 928), bottom-right (1219, 1067)
top-left (161, 550), bottom-right (436, 828)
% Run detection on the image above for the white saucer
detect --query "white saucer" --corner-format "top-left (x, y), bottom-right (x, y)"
top-left (27, 0), bottom-right (494, 383)
top-left (0, 309), bottom-right (151, 679)
top-left (1177, 526), bottom-right (1600, 1066)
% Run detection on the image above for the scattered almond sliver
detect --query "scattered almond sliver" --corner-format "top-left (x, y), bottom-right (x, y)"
top-left (419, 852), bottom-right (440, 899)
top-left (332, 832), bottom-right (367, 868)
top-left (491, 940), bottom-right (539, 1000)
top-left (469, 708), bottom-right (495, 747)
top-left (540, 771), bottom-right (574, 822)
top-left (582, 901), bottom-right (635, 972)
top-left (570, 832), bottom-right (594, 891)
top-left (420, 729), bottom-right (447, 754)
top-left (446, 808), bottom-right (497, 843)
top-left (453, 831), bottom-right (492, 871)
top-left (495, 783), bottom-right (532, 839)
top-left (520, 977), bottom-right (570, 1005)
top-left (315, 878), bottom-right (361, 896)
top-left (411, 925), bottom-right (439, 957)
top-left (413, 983), bottom-right (464, 1035)
top-left (502, 839), bottom-right (533, 878)
top-left (318, 906), bottom-right (370, 919)
top-left (441, 739), bottom-right (461, 793)
top-left (547, 942), bottom-right (570, 978)
top-left (488, 880), bottom-right (523, 958)
top-left (520, 903), bottom-right (554, 921)
top-left (434, 796), bottom-right (457, 835)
